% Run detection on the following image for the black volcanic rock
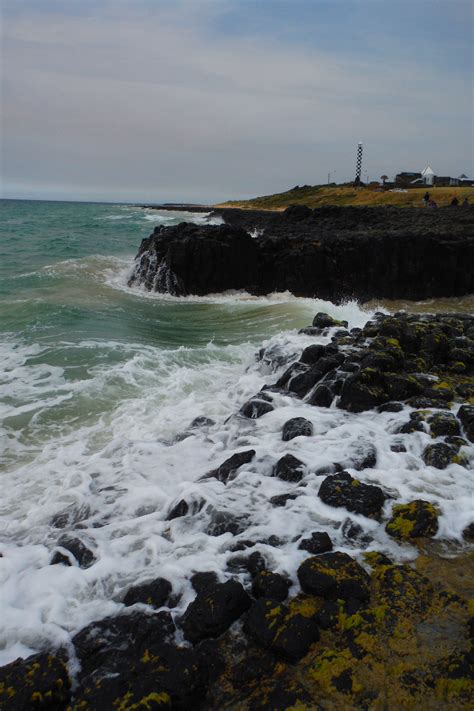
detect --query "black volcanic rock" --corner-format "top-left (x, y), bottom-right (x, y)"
top-left (318, 471), bottom-right (387, 518)
top-left (180, 580), bottom-right (251, 644)
top-left (129, 207), bottom-right (474, 301)
top-left (128, 222), bottom-right (259, 295)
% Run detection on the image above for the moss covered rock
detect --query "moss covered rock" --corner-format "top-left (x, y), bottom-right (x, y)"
top-left (386, 500), bottom-right (439, 540)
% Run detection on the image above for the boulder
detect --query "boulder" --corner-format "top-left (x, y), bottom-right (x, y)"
top-left (313, 312), bottom-right (348, 329)
top-left (204, 449), bottom-right (256, 483)
top-left (206, 511), bottom-right (247, 537)
top-left (73, 610), bottom-right (175, 681)
top-left (123, 577), bottom-right (172, 608)
top-left (297, 552), bottom-right (370, 602)
top-left (227, 551), bottom-right (267, 577)
top-left (243, 598), bottom-right (319, 662)
top-left (422, 442), bottom-right (457, 469)
top-left (180, 580), bottom-right (251, 644)
top-left (272, 454), bottom-right (305, 482)
top-left (269, 492), bottom-right (299, 507)
top-left (251, 571), bottom-right (291, 601)
top-left (240, 398), bottom-right (274, 418)
top-left (50, 535), bottom-right (96, 568)
top-left (338, 368), bottom-right (388, 412)
top-left (299, 343), bottom-right (325, 365)
top-left (308, 383), bottom-right (335, 407)
top-left (298, 531), bottom-right (333, 554)
top-left (282, 417), bottom-right (313, 441)
top-left (457, 404), bottom-right (474, 442)
top-left (427, 412), bottom-right (461, 437)
top-left (385, 500), bottom-right (439, 540)
top-left (318, 471), bottom-right (387, 518)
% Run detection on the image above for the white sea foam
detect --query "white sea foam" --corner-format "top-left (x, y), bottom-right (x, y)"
top-left (1, 303), bottom-right (473, 665)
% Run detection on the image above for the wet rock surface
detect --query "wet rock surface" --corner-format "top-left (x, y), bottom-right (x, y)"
top-left (2, 309), bottom-right (474, 710)
top-left (318, 470), bottom-right (387, 518)
top-left (129, 206), bottom-right (474, 301)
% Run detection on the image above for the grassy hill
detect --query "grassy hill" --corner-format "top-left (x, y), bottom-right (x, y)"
top-left (216, 185), bottom-right (474, 210)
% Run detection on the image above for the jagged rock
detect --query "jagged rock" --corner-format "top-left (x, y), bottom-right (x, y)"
top-left (50, 535), bottom-right (96, 568)
top-left (422, 442), bottom-right (457, 469)
top-left (385, 500), bottom-right (439, 540)
top-left (282, 417), bottom-right (313, 441)
top-left (180, 580), bottom-right (251, 644)
top-left (318, 471), bottom-right (386, 518)
top-left (457, 404), bottom-right (474, 442)
top-left (297, 552), bottom-right (370, 601)
top-left (272, 454), bottom-right (305, 482)
top-left (251, 571), bottom-right (291, 601)
top-left (243, 598), bottom-right (319, 662)
top-left (298, 531), bottom-right (333, 554)
top-left (123, 577), bottom-right (172, 608)
top-left (204, 449), bottom-right (256, 483)
top-left (0, 652), bottom-right (71, 710)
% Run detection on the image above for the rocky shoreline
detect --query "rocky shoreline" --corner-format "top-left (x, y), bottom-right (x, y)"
top-left (129, 205), bottom-right (474, 302)
top-left (1, 310), bottom-right (473, 710)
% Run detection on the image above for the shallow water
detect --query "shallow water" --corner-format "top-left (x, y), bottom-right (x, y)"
top-left (0, 199), bottom-right (472, 665)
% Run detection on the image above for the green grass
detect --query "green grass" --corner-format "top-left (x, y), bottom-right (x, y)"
top-left (216, 185), bottom-right (474, 210)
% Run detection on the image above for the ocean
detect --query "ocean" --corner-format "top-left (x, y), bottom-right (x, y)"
top-left (0, 199), bottom-right (472, 666)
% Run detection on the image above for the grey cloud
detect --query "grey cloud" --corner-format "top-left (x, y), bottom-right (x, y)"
top-left (1, 5), bottom-right (472, 201)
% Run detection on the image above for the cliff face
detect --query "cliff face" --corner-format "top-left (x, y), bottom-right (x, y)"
top-left (128, 206), bottom-right (474, 301)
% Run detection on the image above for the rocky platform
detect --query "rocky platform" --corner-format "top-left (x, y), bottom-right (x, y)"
top-left (128, 205), bottom-right (474, 301)
top-left (1, 311), bottom-right (474, 710)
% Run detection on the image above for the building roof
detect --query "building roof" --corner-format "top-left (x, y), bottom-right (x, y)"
top-left (421, 166), bottom-right (435, 176)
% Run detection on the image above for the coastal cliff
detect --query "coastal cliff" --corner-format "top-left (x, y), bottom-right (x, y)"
top-left (128, 205), bottom-right (474, 301)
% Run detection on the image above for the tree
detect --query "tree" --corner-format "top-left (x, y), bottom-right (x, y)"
top-left (380, 175), bottom-right (388, 186)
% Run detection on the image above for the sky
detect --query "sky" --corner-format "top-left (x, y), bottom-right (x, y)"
top-left (1, 0), bottom-right (473, 203)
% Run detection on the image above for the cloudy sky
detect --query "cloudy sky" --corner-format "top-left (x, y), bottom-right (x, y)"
top-left (1, 0), bottom-right (473, 203)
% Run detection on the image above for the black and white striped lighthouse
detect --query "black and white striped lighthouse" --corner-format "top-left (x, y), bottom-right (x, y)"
top-left (354, 142), bottom-right (363, 186)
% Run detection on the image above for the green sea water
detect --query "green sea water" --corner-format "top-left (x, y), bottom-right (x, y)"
top-left (0, 199), bottom-right (328, 470)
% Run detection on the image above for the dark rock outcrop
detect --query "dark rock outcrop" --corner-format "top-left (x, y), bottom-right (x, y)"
top-left (129, 207), bottom-right (474, 301)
